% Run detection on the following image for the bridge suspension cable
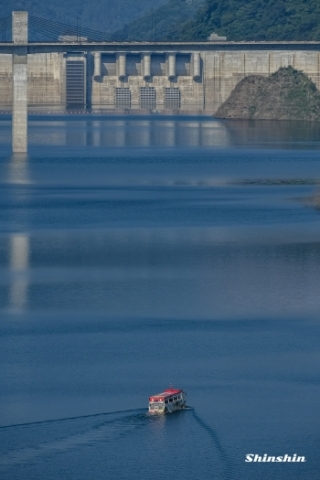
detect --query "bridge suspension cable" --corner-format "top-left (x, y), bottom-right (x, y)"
top-left (28, 15), bottom-right (145, 42)
top-left (29, 15), bottom-right (117, 42)
top-left (0, 14), bottom-right (158, 43)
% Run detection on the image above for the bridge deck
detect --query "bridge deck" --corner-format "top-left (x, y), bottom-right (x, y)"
top-left (0, 41), bottom-right (320, 55)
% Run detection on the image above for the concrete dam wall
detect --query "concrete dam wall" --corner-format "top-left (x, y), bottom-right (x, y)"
top-left (1, 45), bottom-right (320, 113)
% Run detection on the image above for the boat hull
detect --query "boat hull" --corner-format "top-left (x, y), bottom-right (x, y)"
top-left (149, 403), bottom-right (186, 414)
top-left (148, 389), bottom-right (187, 414)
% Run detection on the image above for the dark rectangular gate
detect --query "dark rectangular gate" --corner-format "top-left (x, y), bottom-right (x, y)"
top-left (165, 87), bottom-right (180, 110)
top-left (140, 87), bottom-right (156, 109)
top-left (115, 87), bottom-right (131, 109)
top-left (66, 60), bottom-right (85, 107)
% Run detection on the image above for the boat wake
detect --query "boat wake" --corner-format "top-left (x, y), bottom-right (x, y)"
top-left (1, 406), bottom-right (236, 480)
top-left (0, 408), bottom-right (146, 430)
top-left (189, 408), bottom-right (236, 480)
top-left (0, 408), bottom-right (147, 467)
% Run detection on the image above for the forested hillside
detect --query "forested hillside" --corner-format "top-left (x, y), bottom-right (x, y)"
top-left (3, 0), bottom-right (320, 41)
top-left (0, 0), bottom-right (167, 34)
top-left (179, 0), bottom-right (320, 41)
top-left (116, 0), bottom-right (205, 41)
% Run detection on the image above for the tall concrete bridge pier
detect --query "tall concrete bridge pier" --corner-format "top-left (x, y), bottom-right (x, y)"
top-left (12, 12), bottom-right (28, 153)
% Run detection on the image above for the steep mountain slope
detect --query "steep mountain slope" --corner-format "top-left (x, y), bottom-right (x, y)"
top-left (116, 0), bottom-right (205, 41)
top-left (1, 0), bottom-right (167, 34)
top-left (178, 0), bottom-right (320, 41)
top-left (215, 67), bottom-right (320, 120)
top-left (3, 0), bottom-right (319, 43)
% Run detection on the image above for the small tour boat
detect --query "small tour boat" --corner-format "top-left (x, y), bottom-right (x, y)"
top-left (148, 386), bottom-right (187, 414)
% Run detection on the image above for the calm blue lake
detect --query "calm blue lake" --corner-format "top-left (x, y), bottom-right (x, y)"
top-left (0, 115), bottom-right (320, 480)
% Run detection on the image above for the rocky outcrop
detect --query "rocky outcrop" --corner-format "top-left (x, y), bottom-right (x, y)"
top-left (215, 66), bottom-right (320, 121)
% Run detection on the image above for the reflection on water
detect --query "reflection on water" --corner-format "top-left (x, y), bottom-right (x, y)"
top-left (1, 115), bottom-right (320, 150)
top-left (26, 117), bottom-right (232, 148)
top-left (223, 119), bottom-right (320, 148)
top-left (10, 235), bottom-right (29, 271)
top-left (148, 412), bottom-right (166, 435)
top-left (7, 154), bottom-right (30, 185)
top-left (3, 227), bottom-right (320, 319)
top-left (0, 116), bottom-right (320, 480)
top-left (138, 121), bottom-right (151, 147)
top-left (9, 234), bottom-right (29, 311)
top-left (6, 154), bottom-right (30, 311)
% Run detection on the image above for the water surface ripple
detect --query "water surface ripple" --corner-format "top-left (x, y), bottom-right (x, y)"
top-left (0, 116), bottom-right (320, 480)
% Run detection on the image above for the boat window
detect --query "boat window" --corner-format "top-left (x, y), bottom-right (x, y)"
top-left (169, 398), bottom-right (173, 402)
top-left (165, 400), bottom-right (168, 404)
top-left (174, 397), bottom-right (177, 401)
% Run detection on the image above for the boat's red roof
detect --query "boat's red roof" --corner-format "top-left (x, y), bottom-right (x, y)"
top-left (149, 387), bottom-right (183, 402)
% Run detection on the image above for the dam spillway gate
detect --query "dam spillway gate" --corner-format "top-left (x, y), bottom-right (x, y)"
top-left (65, 59), bottom-right (86, 108)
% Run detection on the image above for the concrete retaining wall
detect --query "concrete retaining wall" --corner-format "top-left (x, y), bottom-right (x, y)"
top-left (0, 48), bottom-right (319, 113)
